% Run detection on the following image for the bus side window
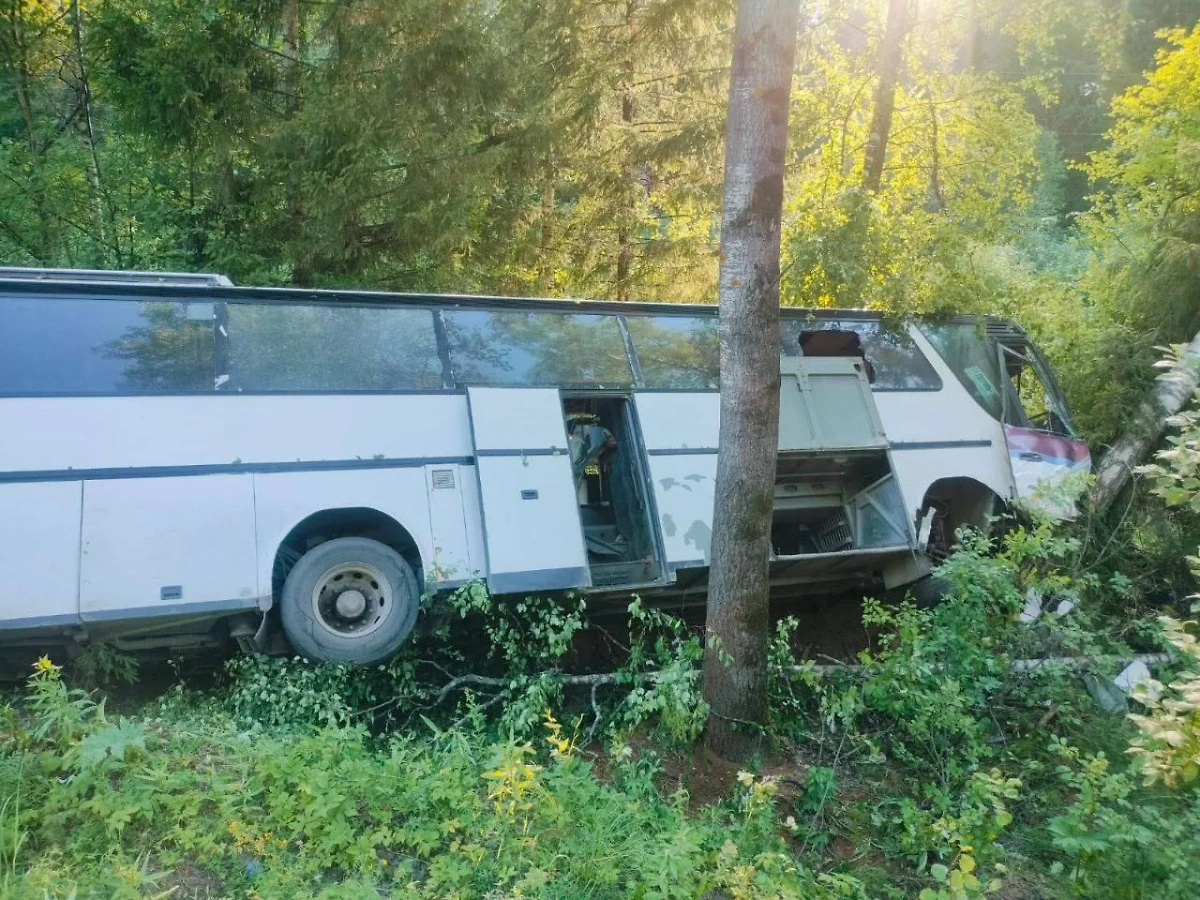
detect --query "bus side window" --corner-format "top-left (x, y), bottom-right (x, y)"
top-left (783, 318), bottom-right (941, 391)
top-left (1001, 346), bottom-right (1070, 435)
top-left (443, 309), bottom-right (633, 389)
top-left (0, 296), bottom-right (214, 394)
top-left (226, 304), bottom-right (443, 392)
top-left (624, 315), bottom-right (719, 390)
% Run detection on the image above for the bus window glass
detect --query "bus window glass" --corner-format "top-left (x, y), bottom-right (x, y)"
top-left (781, 318), bottom-right (941, 391)
top-left (227, 303), bottom-right (442, 391)
top-left (0, 296), bottom-right (213, 393)
top-left (1001, 346), bottom-right (1075, 435)
top-left (626, 315), bottom-right (719, 389)
top-left (444, 309), bottom-right (633, 388)
top-left (919, 323), bottom-right (1005, 420)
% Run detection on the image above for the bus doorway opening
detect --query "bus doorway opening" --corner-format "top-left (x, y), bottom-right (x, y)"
top-left (563, 396), bottom-right (662, 589)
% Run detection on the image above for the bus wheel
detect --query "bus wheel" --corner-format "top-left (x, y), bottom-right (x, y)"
top-left (280, 537), bottom-right (420, 665)
top-left (904, 574), bottom-right (950, 608)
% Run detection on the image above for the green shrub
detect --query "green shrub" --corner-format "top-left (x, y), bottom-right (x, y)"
top-left (1, 659), bottom-right (866, 899)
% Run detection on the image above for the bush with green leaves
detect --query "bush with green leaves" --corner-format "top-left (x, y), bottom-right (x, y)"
top-left (1037, 356), bottom-right (1200, 898)
top-left (1, 658), bottom-right (870, 900)
top-left (222, 585), bottom-right (709, 746)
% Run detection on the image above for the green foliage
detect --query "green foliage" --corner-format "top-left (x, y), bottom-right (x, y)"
top-left (1047, 737), bottom-right (1200, 899)
top-left (221, 586), bottom-right (707, 746)
top-left (7, 0), bottom-right (1186, 319)
top-left (1, 658), bottom-right (865, 899)
top-left (67, 641), bottom-right (139, 689)
top-left (1037, 364), bottom-right (1200, 899)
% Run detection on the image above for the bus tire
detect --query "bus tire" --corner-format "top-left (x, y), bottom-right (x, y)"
top-left (279, 536), bottom-right (420, 665)
top-left (905, 574), bottom-right (951, 608)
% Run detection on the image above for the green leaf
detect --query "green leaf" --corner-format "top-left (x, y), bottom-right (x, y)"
top-left (73, 718), bottom-right (146, 769)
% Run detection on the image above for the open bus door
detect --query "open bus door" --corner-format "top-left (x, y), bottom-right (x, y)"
top-left (466, 387), bottom-right (592, 594)
top-left (992, 331), bottom-right (1090, 515)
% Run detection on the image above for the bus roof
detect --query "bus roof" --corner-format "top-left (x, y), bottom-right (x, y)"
top-left (0, 267), bottom-right (233, 288)
top-left (0, 266), bottom-right (1018, 330)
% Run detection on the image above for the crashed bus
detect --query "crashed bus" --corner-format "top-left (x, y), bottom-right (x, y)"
top-left (0, 267), bottom-right (1089, 664)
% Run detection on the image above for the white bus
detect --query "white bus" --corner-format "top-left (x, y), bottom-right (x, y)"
top-left (0, 268), bottom-right (1088, 664)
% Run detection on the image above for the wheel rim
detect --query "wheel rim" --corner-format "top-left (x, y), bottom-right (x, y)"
top-left (310, 561), bottom-right (393, 639)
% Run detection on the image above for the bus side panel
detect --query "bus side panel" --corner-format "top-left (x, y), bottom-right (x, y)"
top-left (424, 463), bottom-right (481, 587)
top-left (874, 330), bottom-right (1016, 524)
top-left (253, 467), bottom-right (436, 596)
top-left (887, 445), bottom-right (1013, 526)
top-left (0, 394), bottom-right (473, 472)
top-left (79, 475), bottom-right (259, 622)
top-left (0, 481), bottom-right (82, 629)
top-left (457, 465), bottom-right (486, 586)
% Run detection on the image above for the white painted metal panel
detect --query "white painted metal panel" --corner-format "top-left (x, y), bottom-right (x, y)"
top-left (647, 454), bottom-right (717, 567)
top-left (634, 393), bottom-right (720, 451)
top-left (458, 466), bottom-right (486, 583)
top-left (475, 455), bottom-right (589, 592)
top-left (467, 387), bottom-right (568, 452)
top-left (0, 394), bottom-right (472, 473)
top-left (0, 482), bottom-right (81, 627)
top-left (253, 467), bottom-right (436, 596)
top-left (466, 388), bottom-right (590, 594)
top-left (80, 476), bottom-right (258, 620)
top-left (869, 327), bottom-right (1016, 522)
top-left (425, 464), bottom-right (477, 586)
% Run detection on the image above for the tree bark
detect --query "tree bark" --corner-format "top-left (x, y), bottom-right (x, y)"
top-left (1090, 332), bottom-right (1200, 514)
top-left (615, 0), bottom-right (637, 301)
top-left (702, 0), bottom-right (800, 762)
top-left (282, 0), bottom-right (310, 285)
top-left (70, 0), bottom-right (111, 266)
top-left (862, 0), bottom-right (908, 193)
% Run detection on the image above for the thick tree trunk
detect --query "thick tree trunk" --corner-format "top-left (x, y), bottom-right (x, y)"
top-left (702, 0), bottom-right (800, 762)
top-left (1090, 332), bottom-right (1200, 514)
top-left (862, 0), bottom-right (908, 193)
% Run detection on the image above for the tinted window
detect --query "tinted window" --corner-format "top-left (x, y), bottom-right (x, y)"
top-left (781, 318), bottom-right (941, 391)
top-left (0, 296), bottom-right (213, 393)
top-left (444, 309), bottom-right (633, 388)
top-left (227, 303), bottom-right (442, 391)
top-left (919, 323), bottom-right (1004, 419)
top-left (626, 315), bottom-right (719, 389)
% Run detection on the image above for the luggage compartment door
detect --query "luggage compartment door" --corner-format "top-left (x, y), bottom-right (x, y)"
top-left (467, 387), bottom-right (591, 594)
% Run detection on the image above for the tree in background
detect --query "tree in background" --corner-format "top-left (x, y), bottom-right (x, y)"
top-left (1078, 26), bottom-right (1200, 511)
top-left (703, 0), bottom-right (800, 761)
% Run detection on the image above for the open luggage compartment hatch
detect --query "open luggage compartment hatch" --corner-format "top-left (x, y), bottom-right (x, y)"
top-left (770, 330), bottom-right (914, 586)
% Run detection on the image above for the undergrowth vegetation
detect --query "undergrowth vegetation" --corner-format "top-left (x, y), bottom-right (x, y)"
top-left (8, 390), bottom-right (1200, 898)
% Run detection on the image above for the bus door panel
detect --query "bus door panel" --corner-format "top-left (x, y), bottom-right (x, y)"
top-left (466, 387), bottom-right (591, 594)
top-left (998, 344), bottom-right (1090, 516)
top-left (80, 475), bottom-right (260, 621)
top-left (0, 482), bottom-right (82, 629)
top-left (634, 393), bottom-right (720, 572)
top-left (644, 453), bottom-right (717, 569)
